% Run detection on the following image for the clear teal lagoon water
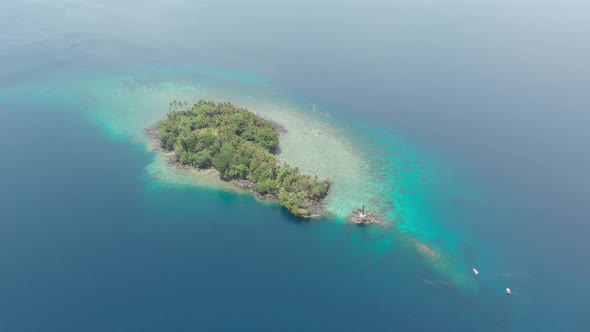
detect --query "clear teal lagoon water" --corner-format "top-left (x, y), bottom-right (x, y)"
top-left (1, 1), bottom-right (589, 331)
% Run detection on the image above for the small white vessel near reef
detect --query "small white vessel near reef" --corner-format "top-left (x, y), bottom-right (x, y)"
top-left (472, 267), bottom-right (479, 275)
top-left (506, 288), bottom-right (512, 295)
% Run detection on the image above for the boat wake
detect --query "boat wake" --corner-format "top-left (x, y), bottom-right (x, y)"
top-left (419, 277), bottom-right (476, 287)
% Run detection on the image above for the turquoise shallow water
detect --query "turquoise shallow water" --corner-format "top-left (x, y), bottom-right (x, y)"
top-left (2, 0), bottom-right (590, 330)
top-left (6, 66), bottom-right (486, 292)
top-left (0, 93), bottom-right (508, 332)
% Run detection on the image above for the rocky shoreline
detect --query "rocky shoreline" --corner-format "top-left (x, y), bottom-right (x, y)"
top-left (145, 121), bottom-right (325, 218)
top-left (146, 121), bottom-right (384, 224)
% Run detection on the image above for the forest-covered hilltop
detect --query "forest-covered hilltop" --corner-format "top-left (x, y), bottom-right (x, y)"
top-left (156, 100), bottom-right (330, 217)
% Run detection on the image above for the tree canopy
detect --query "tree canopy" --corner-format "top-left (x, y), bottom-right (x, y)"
top-left (158, 100), bottom-right (329, 217)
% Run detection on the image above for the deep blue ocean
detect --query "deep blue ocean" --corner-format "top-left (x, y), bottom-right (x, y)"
top-left (1, 1), bottom-right (589, 331)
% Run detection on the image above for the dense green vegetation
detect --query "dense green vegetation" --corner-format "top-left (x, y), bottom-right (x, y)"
top-left (158, 100), bottom-right (329, 217)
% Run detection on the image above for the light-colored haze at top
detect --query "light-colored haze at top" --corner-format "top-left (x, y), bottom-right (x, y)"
top-left (2, 0), bottom-right (590, 323)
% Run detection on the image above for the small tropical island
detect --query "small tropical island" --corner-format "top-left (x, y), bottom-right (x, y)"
top-left (147, 100), bottom-right (330, 218)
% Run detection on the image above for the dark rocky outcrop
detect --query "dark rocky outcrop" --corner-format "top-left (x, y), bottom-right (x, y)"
top-left (145, 121), bottom-right (162, 151)
top-left (349, 208), bottom-right (384, 225)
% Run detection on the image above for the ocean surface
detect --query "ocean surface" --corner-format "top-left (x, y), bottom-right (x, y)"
top-left (1, 1), bottom-right (589, 331)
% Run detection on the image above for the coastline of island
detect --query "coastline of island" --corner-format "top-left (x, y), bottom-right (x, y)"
top-left (145, 100), bottom-right (331, 218)
top-left (144, 100), bottom-right (387, 224)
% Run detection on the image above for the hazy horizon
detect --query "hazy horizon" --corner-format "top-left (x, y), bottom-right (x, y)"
top-left (1, 1), bottom-right (589, 331)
